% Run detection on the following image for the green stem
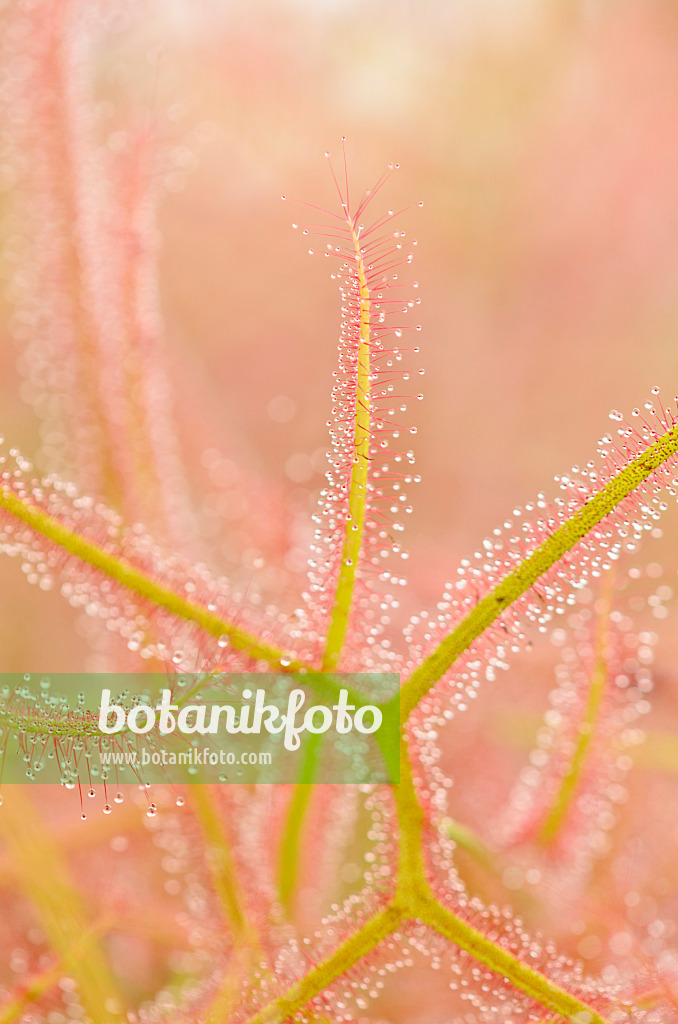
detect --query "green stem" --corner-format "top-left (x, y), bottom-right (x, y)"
top-left (187, 786), bottom-right (260, 946)
top-left (243, 905), bottom-right (402, 1024)
top-left (401, 422), bottom-right (678, 720)
top-left (249, 739), bottom-right (618, 1024)
top-left (414, 896), bottom-right (613, 1024)
top-left (441, 816), bottom-right (496, 869)
top-left (393, 737), bottom-right (428, 898)
top-left (395, 745), bottom-right (614, 1023)
top-left (322, 220), bottom-right (372, 672)
top-left (538, 580), bottom-right (613, 844)
top-left (277, 733), bottom-right (324, 911)
top-left (277, 216), bottom-right (375, 911)
top-left (0, 487), bottom-right (306, 672)
top-left (0, 791), bottom-right (124, 1022)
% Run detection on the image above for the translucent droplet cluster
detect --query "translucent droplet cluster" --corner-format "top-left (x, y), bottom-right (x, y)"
top-left (404, 392), bottom-right (678, 711)
top-left (0, 446), bottom-right (280, 673)
top-left (496, 569), bottom-right (658, 882)
top-left (1, 0), bottom-right (194, 546)
top-left (300, 165), bottom-right (422, 669)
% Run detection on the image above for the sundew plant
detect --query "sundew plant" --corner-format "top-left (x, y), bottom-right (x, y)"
top-left (1, 2), bottom-right (678, 1024)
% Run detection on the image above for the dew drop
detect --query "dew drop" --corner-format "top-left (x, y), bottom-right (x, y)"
top-left (103, 804), bottom-right (112, 814)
